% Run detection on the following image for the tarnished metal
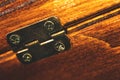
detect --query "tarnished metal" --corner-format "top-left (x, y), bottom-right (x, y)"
top-left (7, 17), bottom-right (71, 64)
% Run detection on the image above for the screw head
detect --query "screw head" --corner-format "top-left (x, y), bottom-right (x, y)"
top-left (44, 21), bottom-right (55, 32)
top-left (22, 53), bottom-right (32, 62)
top-left (54, 41), bottom-right (66, 52)
top-left (9, 34), bottom-right (21, 45)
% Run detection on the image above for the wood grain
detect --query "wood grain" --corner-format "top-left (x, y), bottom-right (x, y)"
top-left (0, 0), bottom-right (120, 80)
top-left (0, 0), bottom-right (120, 53)
top-left (0, 34), bottom-right (120, 80)
top-left (70, 12), bottom-right (120, 47)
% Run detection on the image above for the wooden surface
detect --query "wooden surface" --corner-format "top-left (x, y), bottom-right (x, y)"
top-left (0, 0), bottom-right (120, 80)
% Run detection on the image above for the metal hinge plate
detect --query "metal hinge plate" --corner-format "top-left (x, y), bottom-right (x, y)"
top-left (7, 17), bottom-right (71, 64)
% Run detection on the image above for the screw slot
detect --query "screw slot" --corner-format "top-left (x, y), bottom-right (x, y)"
top-left (54, 41), bottom-right (66, 52)
top-left (22, 53), bottom-right (32, 62)
top-left (44, 21), bottom-right (55, 32)
top-left (9, 34), bottom-right (21, 45)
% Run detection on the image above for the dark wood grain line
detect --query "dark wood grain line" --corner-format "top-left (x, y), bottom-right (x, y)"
top-left (64, 3), bottom-right (120, 29)
top-left (75, 15), bottom-right (120, 47)
top-left (67, 8), bottom-right (120, 33)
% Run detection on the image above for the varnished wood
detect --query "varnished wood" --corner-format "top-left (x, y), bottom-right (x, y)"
top-left (0, 0), bottom-right (120, 80)
top-left (0, 0), bottom-right (120, 53)
top-left (72, 14), bottom-right (120, 47)
top-left (1, 34), bottom-right (120, 80)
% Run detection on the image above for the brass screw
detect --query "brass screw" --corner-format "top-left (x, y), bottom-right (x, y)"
top-left (9, 34), bottom-right (21, 45)
top-left (22, 53), bottom-right (32, 62)
top-left (44, 21), bottom-right (55, 32)
top-left (54, 41), bottom-right (66, 52)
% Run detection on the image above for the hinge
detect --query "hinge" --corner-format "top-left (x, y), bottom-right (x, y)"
top-left (6, 17), bottom-right (71, 64)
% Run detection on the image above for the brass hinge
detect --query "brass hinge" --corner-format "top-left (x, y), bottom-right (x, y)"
top-left (7, 17), bottom-right (71, 64)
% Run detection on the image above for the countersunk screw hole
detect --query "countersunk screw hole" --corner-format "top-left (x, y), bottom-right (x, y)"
top-left (54, 41), bottom-right (66, 52)
top-left (22, 53), bottom-right (32, 62)
top-left (44, 21), bottom-right (55, 32)
top-left (9, 34), bottom-right (21, 45)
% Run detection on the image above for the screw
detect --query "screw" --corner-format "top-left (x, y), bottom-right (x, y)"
top-left (9, 34), bottom-right (21, 45)
top-left (54, 41), bottom-right (66, 52)
top-left (22, 53), bottom-right (32, 62)
top-left (44, 21), bottom-right (55, 32)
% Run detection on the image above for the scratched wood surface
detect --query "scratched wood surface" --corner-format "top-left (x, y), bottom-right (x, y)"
top-left (0, 0), bottom-right (120, 80)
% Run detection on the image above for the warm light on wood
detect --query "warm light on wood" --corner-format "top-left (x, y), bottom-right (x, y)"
top-left (0, 0), bottom-right (120, 80)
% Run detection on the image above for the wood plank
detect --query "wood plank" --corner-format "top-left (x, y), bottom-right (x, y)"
top-left (0, 0), bottom-right (120, 52)
top-left (0, 34), bottom-right (120, 80)
top-left (70, 11), bottom-right (120, 47)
